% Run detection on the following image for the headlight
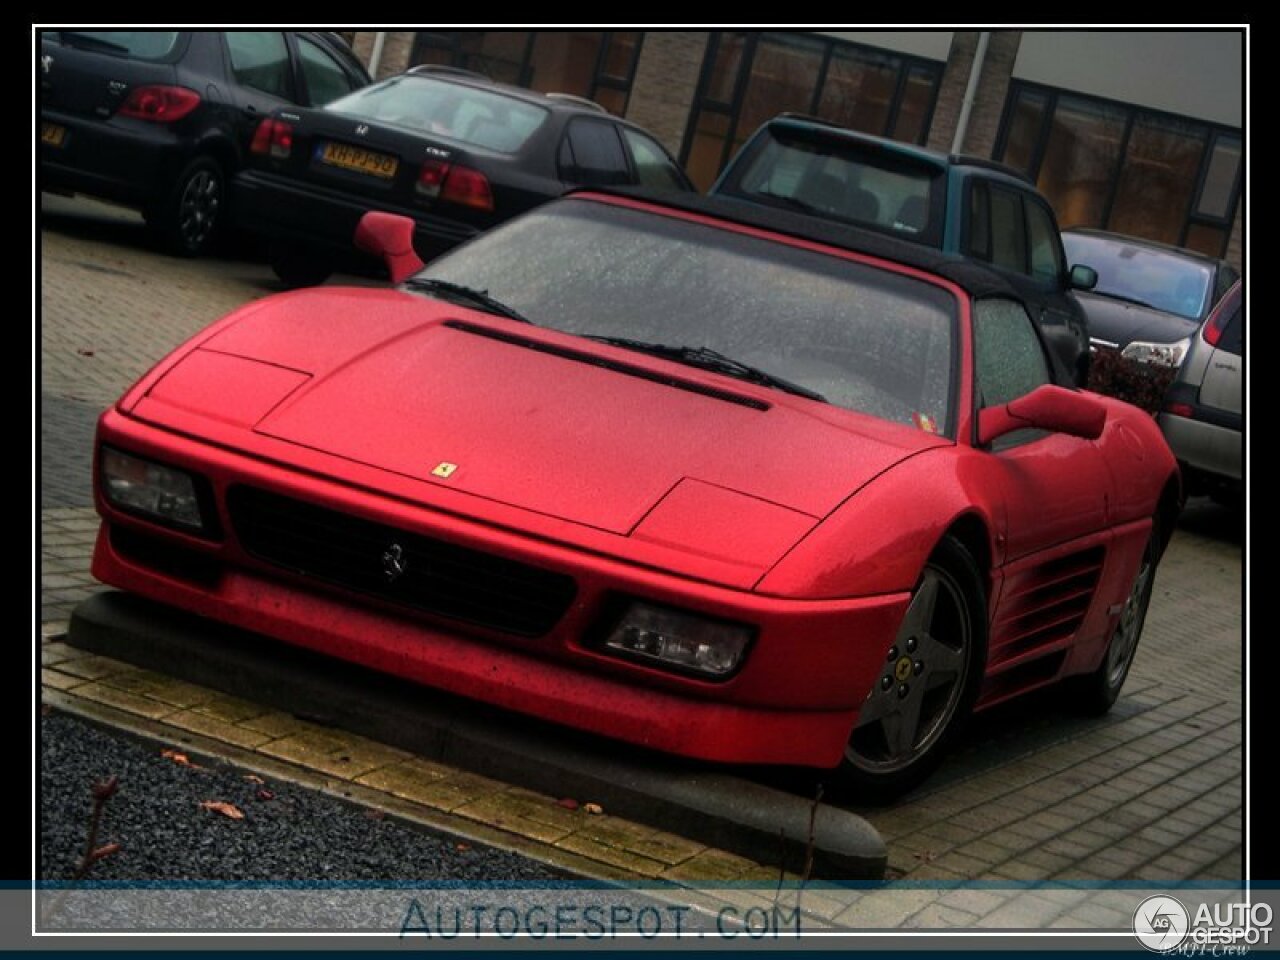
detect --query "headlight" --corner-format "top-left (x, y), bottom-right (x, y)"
top-left (1121, 336), bottom-right (1191, 368)
top-left (100, 447), bottom-right (212, 534)
top-left (601, 602), bottom-right (753, 679)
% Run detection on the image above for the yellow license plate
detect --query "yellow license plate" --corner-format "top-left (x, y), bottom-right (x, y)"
top-left (319, 141), bottom-right (398, 179)
top-left (41, 122), bottom-right (66, 147)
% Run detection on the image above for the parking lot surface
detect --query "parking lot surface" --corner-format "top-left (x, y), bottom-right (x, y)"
top-left (39, 195), bottom-right (1244, 925)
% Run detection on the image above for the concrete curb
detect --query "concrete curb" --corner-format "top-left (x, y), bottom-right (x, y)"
top-left (68, 591), bottom-right (886, 881)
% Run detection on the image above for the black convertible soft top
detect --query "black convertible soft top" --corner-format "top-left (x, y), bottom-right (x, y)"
top-left (579, 185), bottom-right (1025, 303)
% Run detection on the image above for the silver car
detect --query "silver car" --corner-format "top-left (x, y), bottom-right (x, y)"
top-left (1158, 279), bottom-right (1243, 502)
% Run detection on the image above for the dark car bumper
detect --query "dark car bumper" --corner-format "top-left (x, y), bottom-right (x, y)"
top-left (40, 110), bottom-right (187, 211)
top-left (232, 169), bottom-right (480, 262)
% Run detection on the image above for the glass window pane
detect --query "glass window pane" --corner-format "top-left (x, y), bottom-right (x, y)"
top-left (966, 182), bottom-right (990, 259)
top-left (735, 35), bottom-right (824, 141)
top-left (974, 299), bottom-right (1049, 409)
top-left (593, 86), bottom-right (627, 116)
top-left (1197, 135), bottom-right (1241, 219)
top-left (564, 119), bottom-right (629, 185)
top-left (816, 48), bottom-right (897, 136)
top-left (528, 31), bottom-right (603, 97)
top-left (1026, 200), bottom-right (1064, 283)
top-left (705, 32), bottom-right (747, 104)
top-left (1108, 115), bottom-right (1207, 245)
top-left (458, 31), bottom-right (529, 85)
top-left (1001, 89), bottom-right (1047, 175)
top-left (601, 31), bottom-right (641, 80)
top-left (1184, 222), bottom-right (1228, 259)
top-left (298, 36), bottom-right (355, 106)
top-left (892, 67), bottom-right (937, 144)
top-left (226, 31), bottom-right (292, 100)
top-left (685, 110), bottom-right (731, 190)
top-left (1035, 95), bottom-right (1127, 228)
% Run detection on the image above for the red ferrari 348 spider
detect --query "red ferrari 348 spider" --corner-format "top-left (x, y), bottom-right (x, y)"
top-left (90, 190), bottom-right (1180, 797)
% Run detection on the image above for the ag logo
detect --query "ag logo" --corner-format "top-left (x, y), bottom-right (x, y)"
top-left (1133, 895), bottom-right (1189, 952)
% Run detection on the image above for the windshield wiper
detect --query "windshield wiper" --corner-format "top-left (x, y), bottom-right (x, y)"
top-left (403, 278), bottom-right (531, 325)
top-left (753, 190), bottom-right (823, 216)
top-left (584, 335), bottom-right (826, 403)
top-left (59, 32), bottom-right (131, 55)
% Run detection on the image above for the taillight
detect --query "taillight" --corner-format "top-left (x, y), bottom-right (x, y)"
top-left (249, 117), bottom-right (294, 159)
top-left (416, 161), bottom-right (493, 211)
top-left (1202, 307), bottom-right (1228, 347)
top-left (118, 85), bottom-right (201, 123)
top-left (1165, 402), bottom-right (1195, 418)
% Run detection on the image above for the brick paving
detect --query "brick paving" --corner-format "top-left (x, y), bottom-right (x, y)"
top-left (38, 194), bottom-right (1246, 927)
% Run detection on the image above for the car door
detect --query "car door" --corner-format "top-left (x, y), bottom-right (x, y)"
top-left (973, 297), bottom-right (1112, 563)
top-left (292, 33), bottom-right (364, 107)
top-left (967, 181), bottom-right (1085, 382)
top-left (222, 31), bottom-right (299, 144)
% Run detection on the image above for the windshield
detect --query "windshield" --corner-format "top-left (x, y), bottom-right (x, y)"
top-left (50, 31), bottom-right (181, 60)
top-left (419, 199), bottom-right (957, 435)
top-left (326, 76), bottom-right (548, 154)
top-left (1063, 232), bottom-right (1213, 321)
top-left (720, 129), bottom-right (943, 245)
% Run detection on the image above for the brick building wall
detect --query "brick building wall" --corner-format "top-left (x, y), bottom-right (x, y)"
top-left (927, 30), bottom-right (1021, 157)
top-left (351, 31), bottom-right (414, 80)
top-left (623, 32), bottom-right (709, 156)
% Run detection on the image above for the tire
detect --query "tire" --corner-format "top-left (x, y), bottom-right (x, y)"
top-left (152, 156), bottom-right (224, 257)
top-left (1070, 520), bottom-right (1159, 715)
top-left (834, 536), bottom-right (988, 802)
top-left (270, 246), bottom-right (334, 289)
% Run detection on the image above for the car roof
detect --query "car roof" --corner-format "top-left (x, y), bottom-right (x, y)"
top-left (579, 186), bottom-right (1025, 302)
top-left (763, 114), bottom-right (1034, 185)
top-left (1063, 227), bottom-right (1228, 268)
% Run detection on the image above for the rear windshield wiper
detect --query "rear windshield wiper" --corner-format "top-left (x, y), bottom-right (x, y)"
top-left (584, 335), bottom-right (826, 403)
top-left (58, 32), bottom-right (131, 55)
top-left (403, 278), bottom-right (531, 325)
top-left (752, 190), bottom-right (823, 216)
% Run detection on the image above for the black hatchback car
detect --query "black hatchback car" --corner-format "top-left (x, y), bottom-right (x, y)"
top-left (39, 31), bottom-right (370, 255)
top-left (231, 69), bottom-right (695, 285)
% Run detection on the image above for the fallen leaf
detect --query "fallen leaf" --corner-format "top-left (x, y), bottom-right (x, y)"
top-left (364, 809), bottom-right (385, 821)
top-left (555, 797), bottom-right (580, 811)
top-left (243, 774), bottom-right (265, 785)
top-left (199, 801), bottom-right (245, 820)
top-left (161, 749), bottom-right (203, 769)
top-left (256, 789), bottom-right (275, 801)
top-left (77, 348), bottom-right (95, 357)
top-left (583, 802), bottom-right (604, 816)
top-left (41, 703), bottom-right (52, 716)
top-left (456, 843), bottom-right (471, 852)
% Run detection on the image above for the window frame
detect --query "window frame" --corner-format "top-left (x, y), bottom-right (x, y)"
top-left (223, 30), bottom-right (297, 102)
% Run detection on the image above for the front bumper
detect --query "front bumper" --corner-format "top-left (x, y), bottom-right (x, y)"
top-left (92, 410), bottom-right (909, 769)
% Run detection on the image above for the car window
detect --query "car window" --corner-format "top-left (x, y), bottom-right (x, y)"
top-left (326, 76), bottom-right (548, 154)
top-left (1025, 198), bottom-right (1064, 284)
top-left (1215, 264), bottom-right (1240, 304)
top-left (988, 186), bottom-right (1027, 274)
top-left (560, 119), bottom-right (630, 186)
top-left (52, 31), bottom-right (181, 60)
top-left (297, 36), bottom-right (358, 106)
top-left (621, 128), bottom-right (686, 190)
top-left (226, 31), bottom-right (294, 100)
top-left (723, 129), bottom-right (941, 243)
top-left (974, 298), bottom-right (1049, 410)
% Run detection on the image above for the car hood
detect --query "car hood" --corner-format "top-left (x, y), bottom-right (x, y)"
top-left (1075, 291), bottom-right (1199, 348)
top-left (136, 288), bottom-right (946, 571)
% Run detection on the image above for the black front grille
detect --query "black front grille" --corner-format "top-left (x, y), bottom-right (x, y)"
top-left (228, 487), bottom-right (576, 637)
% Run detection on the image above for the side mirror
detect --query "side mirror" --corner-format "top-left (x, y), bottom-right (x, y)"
top-left (354, 211), bottom-right (424, 285)
top-left (1069, 264), bottom-right (1098, 291)
top-left (978, 384), bottom-right (1106, 446)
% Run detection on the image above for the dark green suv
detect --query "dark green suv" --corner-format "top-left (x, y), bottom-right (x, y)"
top-left (710, 114), bottom-right (1097, 383)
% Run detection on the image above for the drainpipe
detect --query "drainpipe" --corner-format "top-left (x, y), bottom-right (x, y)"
top-left (950, 31), bottom-right (991, 155)
top-left (368, 32), bottom-right (387, 80)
